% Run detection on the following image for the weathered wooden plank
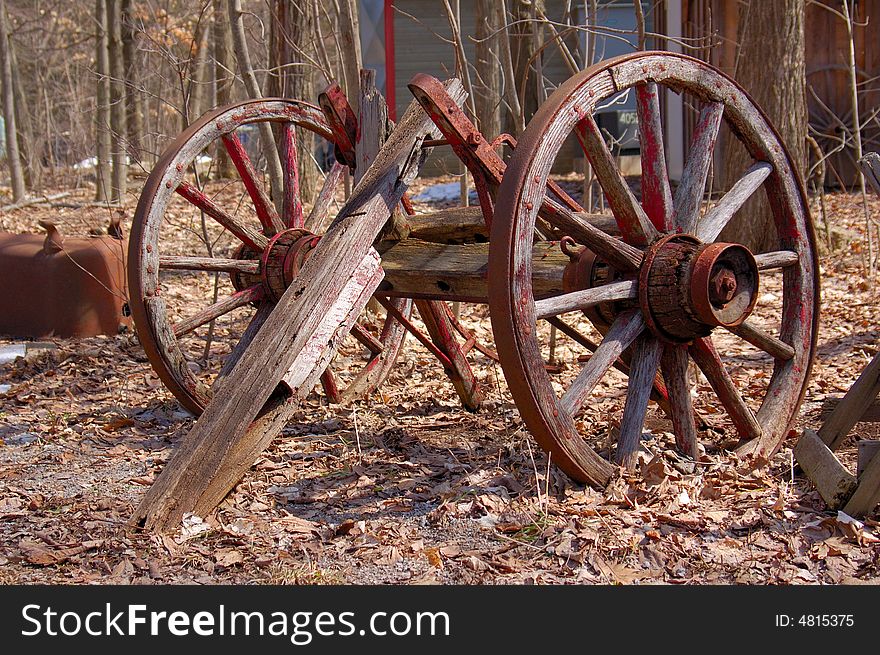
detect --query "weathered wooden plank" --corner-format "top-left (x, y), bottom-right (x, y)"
top-left (821, 397), bottom-right (880, 423)
top-left (727, 320), bottom-right (795, 361)
top-left (661, 344), bottom-right (699, 458)
top-left (574, 112), bottom-right (659, 246)
top-left (794, 428), bottom-right (858, 509)
top-left (860, 152), bottom-right (880, 196)
top-left (379, 239), bottom-right (569, 302)
top-left (858, 440), bottom-right (880, 477)
top-left (534, 279), bottom-right (638, 320)
top-left (560, 309), bottom-right (644, 416)
top-left (615, 333), bottom-right (662, 468)
top-left (843, 447), bottom-right (880, 515)
top-left (673, 102), bottom-right (724, 234)
top-left (406, 206), bottom-right (620, 245)
top-left (406, 206), bottom-right (488, 243)
top-left (355, 69), bottom-right (386, 186)
top-left (696, 162), bottom-right (772, 242)
top-left (159, 255), bottom-right (260, 275)
top-left (636, 81), bottom-right (673, 232)
top-left (281, 249), bottom-right (383, 394)
top-left (358, 69), bottom-right (410, 243)
top-left (132, 81), bottom-right (466, 531)
top-left (819, 350), bottom-right (880, 451)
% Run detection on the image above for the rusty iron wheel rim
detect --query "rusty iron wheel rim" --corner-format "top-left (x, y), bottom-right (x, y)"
top-left (488, 51), bottom-right (819, 486)
top-left (129, 98), bottom-right (412, 415)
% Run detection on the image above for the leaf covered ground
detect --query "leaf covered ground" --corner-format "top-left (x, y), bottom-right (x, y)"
top-left (1, 181), bottom-right (879, 585)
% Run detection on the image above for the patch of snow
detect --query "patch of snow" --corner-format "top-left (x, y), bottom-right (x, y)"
top-left (413, 181), bottom-right (478, 204)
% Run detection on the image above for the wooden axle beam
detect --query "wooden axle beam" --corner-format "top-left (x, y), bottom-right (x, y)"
top-left (378, 238), bottom-right (569, 302)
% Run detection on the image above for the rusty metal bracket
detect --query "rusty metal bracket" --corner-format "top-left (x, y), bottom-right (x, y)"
top-left (318, 81), bottom-right (358, 170)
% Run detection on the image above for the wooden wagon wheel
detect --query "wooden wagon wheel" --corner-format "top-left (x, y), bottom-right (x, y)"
top-left (489, 52), bottom-right (819, 486)
top-left (129, 98), bottom-right (410, 415)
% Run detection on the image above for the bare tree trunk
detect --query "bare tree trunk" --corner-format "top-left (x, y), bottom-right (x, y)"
top-left (121, 0), bottom-right (144, 165)
top-left (474, 0), bottom-right (501, 139)
top-left (0, 0), bottom-right (24, 201)
top-left (1, 1), bottom-right (26, 202)
top-left (186, 14), bottom-right (211, 125)
top-left (10, 43), bottom-right (36, 189)
top-left (495, 0), bottom-right (524, 135)
top-left (843, 0), bottom-right (874, 275)
top-left (511, 0), bottom-right (545, 124)
top-left (212, 0), bottom-right (234, 178)
top-left (228, 0), bottom-right (284, 211)
top-left (268, 0), bottom-right (317, 202)
top-left (108, 0), bottom-right (127, 201)
top-left (94, 0), bottom-right (112, 201)
top-left (721, 0), bottom-right (806, 253)
top-left (337, 0), bottom-right (362, 100)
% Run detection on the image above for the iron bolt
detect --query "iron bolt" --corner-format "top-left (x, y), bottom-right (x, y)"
top-left (709, 267), bottom-right (737, 305)
top-left (467, 132), bottom-right (482, 146)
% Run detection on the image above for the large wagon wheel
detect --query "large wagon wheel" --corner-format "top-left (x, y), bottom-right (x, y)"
top-left (129, 98), bottom-right (409, 415)
top-left (489, 52), bottom-right (819, 486)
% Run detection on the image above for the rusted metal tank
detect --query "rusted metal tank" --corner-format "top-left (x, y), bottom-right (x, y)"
top-left (0, 221), bottom-right (130, 338)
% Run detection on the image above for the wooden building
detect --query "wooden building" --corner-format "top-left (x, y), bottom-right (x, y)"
top-left (360, 0), bottom-right (879, 186)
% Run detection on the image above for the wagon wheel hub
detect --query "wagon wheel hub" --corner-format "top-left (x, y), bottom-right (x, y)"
top-left (638, 234), bottom-right (759, 343)
top-left (231, 228), bottom-right (321, 302)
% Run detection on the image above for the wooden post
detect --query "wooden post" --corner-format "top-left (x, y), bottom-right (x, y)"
top-left (818, 351), bottom-right (880, 451)
top-left (132, 82), bottom-right (466, 531)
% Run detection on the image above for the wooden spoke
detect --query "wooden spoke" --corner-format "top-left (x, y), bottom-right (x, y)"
top-left (172, 284), bottom-right (263, 337)
top-left (376, 296), bottom-right (453, 371)
top-left (320, 369), bottom-right (340, 403)
top-left (636, 81), bottom-right (673, 232)
top-left (158, 255), bottom-right (260, 275)
top-left (539, 196), bottom-right (643, 272)
top-left (696, 162), bottom-right (772, 242)
top-left (221, 132), bottom-right (285, 235)
top-left (689, 336), bottom-right (763, 442)
top-left (615, 333), bottom-right (663, 468)
top-left (351, 322), bottom-right (384, 355)
top-left (546, 316), bottom-right (600, 351)
top-left (561, 309), bottom-right (645, 416)
top-left (305, 161), bottom-right (346, 233)
top-left (281, 122), bottom-right (304, 229)
top-left (673, 101), bottom-right (724, 234)
top-left (574, 113), bottom-right (659, 246)
top-left (660, 345), bottom-right (699, 458)
top-left (176, 181), bottom-right (268, 252)
top-left (755, 250), bottom-right (798, 270)
top-left (534, 279), bottom-right (638, 320)
top-left (547, 316), bottom-right (670, 411)
top-left (217, 300), bottom-right (275, 383)
top-left (726, 320), bottom-right (795, 361)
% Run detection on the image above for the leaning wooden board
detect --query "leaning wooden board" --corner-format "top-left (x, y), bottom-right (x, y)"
top-left (132, 81), bottom-right (466, 531)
